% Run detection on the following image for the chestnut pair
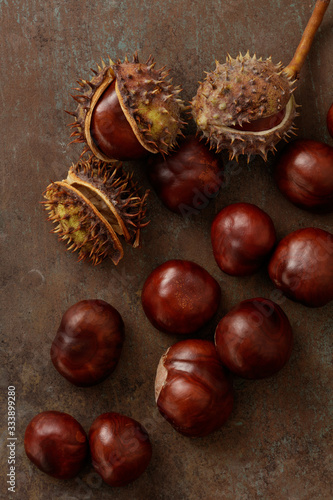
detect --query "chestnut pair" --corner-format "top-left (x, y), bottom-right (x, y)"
top-left (141, 260), bottom-right (233, 438)
top-left (141, 260), bottom-right (293, 437)
top-left (211, 203), bottom-right (333, 308)
top-left (24, 410), bottom-right (152, 487)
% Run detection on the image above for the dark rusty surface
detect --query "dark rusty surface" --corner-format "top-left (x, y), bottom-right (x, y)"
top-left (1, 1), bottom-right (332, 499)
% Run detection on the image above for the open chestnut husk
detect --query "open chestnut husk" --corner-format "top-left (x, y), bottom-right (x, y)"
top-left (211, 203), bottom-right (276, 276)
top-left (24, 411), bottom-right (88, 479)
top-left (51, 299), bottom-right (124, 387)
top-left (215, 298), bottom-right (293, 379)
top-left (68, 53), bottom-right (186, 161)
top-left (268, 227), bottom-right (333, 307)
top-left (192, 1), bottom-right (331, 160)
top-left (274, 139), bottom-right (333, 212)
top-left (147, 136), bottom-right (223, 215)
top-left (141, 259), bottom-right (221, 335)
top-left (42, 157), bottom-right (149, 266)
top-left (155, 339), bottom-right (234, 437)
top-left (192, 52), bottom-right (297, 161)
top-left (89, 412), bottom-right (152, 487)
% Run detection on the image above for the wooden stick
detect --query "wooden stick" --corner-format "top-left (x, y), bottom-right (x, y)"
top-left (284, 0), bottom-right (331, 79)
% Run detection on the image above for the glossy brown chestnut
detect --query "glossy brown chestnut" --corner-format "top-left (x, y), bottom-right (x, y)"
top-left (51, 299), bottom-right (124, 387)
top-left (141, 259), bottom-right (221, 335)
top-left (327, 103), bottom-right (333, 138)
top-left (155, 339), bottom-right (234, 437)
top-left (274, 139), bottom-right (333, 212)
top-left (211, 203), bottom-right (276, 276)
top-left (91, 80), bottom-right (148, 161)
top-left (89, 412), bottom-right (152, 487)
top-left (215, 298), bottom-right (293, 379)
top-left (147, 136), bottom-right (223, 214)
top-left (268, 227), bottom-right (333, 307)
top-left (24, 411), bottom-right (88, 479)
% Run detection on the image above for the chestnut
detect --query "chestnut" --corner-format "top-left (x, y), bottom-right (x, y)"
top-left (24, 411), bottom-right (88, 479)
top-left (215, 298), bottom-right (293, 379)
top-left (51, 299), bottom-right (124, 387)
top-left (327, 103), bottom-right (333, 138)
top-left (69, 54), bottom-right (184, 162)
top-left (91, 80), bottom-right (148, 161)
top-left (211, 203), bottom-right (276, 276)
top-left (89, 412), bottom-right (152, 487)
top-left (268, 227), bottom-right (333, 307)
top-left (155, 339), bottom-right (234, 437)
top-left (141, 259), bottom-right (221, 335)
top-left (147, 136), bottom-right (223, 215)
top-left (274, 139), bottom-right (333, 212)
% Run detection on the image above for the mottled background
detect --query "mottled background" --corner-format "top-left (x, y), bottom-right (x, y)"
top-left (0, 0), bottom-right (332, 499)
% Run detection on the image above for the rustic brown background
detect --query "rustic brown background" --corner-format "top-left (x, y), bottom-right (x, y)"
top-left (1, 1), bottom-right (332, 499)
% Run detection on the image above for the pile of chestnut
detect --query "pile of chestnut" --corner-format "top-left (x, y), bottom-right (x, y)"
top-left (25, 105), bottom-right (333, 487)
top-left (141, 104), bottom-right (333, 435)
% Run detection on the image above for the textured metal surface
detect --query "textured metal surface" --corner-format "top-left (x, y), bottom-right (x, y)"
top-left (0, 0), bottom-right (332, 499)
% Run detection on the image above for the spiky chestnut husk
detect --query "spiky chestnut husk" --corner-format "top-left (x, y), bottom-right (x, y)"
top-left (67, 53), bottom-right (186, 161)
top-left (192, 52), bottom-right (299, 161)
top-left (42, 158), bottom-right (149, 266)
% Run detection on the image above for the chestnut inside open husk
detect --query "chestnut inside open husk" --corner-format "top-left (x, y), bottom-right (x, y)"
top-left (215, 298), bottom-right (293, 379)
top-left (191, 1), bottom-right (330, 160)
top-left (91, 79), bottom-right (148, 161)
top-left (155, 339), bottom-right (234, 437)
top-left (141, 259), bottom-right (221, 335)
top-left (51, 299), bottom-right (124, 387)
top-left (24, 411), bottom-right (88, 479)
top-left (89, 412), bottom-right (152, 487)
top-left (268, 227), bottom-right (333, 307)
top-left (68, 53), bottom-right (186, 161)
top-left (191, 52), bottom-right (297, 161)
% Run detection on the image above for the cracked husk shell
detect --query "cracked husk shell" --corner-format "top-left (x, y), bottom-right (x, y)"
top-left (42, 157), bottom-right (149, 265)
top-left (67, 53), bottom-right (186, 161)
top-left (191, 52), bottom-right (299, 160)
